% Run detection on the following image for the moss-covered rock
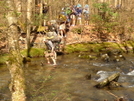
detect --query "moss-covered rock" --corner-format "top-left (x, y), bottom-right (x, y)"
top-left (0, 48), bottom-right (45, 64)
top-left (1, 41), bottom-right (134, 64)
top-left (65, 42), bottom-right (123, 54)
top-left (21, 48), bottom-right (45, 57)
top-left (0, 54), bottom-right (9, 65)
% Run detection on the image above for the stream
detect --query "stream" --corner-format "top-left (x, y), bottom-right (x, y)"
top-left (0, 53), bottom-right (134, 101)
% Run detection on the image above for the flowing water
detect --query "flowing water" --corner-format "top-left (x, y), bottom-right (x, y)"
top-left (0, 53), bottom-right (134, 101)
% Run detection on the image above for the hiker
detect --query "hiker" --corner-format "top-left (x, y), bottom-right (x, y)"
top-left (44, 31), bottom-right (61, 65)
top-left (75, 4), bottom-right (83, 25)
top-left (58, 21), bottom-right (66, 38)
top-left (44, 21), bottom-right (62, 65)
top-left (47, 21), bottom-right (57, 33)
top-left (69, 11), bottom-right (77, 26)
top-left (65, 6), bottom-right (72, 24)
top-left (69, 6), bottom-right (76, 26)
top-left (44, 40), bottom-right (57, 65)
top-left (43, 2), bottom-right (49, 14)
top-left (83, 4), bottom-right (90, 25)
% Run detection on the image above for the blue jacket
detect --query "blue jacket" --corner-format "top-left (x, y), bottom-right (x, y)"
top-left (75, 7), bottom-right (82, 15)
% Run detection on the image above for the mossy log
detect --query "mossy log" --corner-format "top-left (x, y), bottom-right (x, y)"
top-left (95, 72), bottom-right (120, 88)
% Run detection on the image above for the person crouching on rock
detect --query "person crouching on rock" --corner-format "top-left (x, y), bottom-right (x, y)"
top-left (43, 36), bottom-right (57, 65)
top-left (43, 22), bottom-right (61, 65)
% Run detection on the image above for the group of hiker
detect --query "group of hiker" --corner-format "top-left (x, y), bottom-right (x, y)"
top-left (43, 3), bottom-right (90, 65)
top-left (59, 3), bottom-right (90, 26)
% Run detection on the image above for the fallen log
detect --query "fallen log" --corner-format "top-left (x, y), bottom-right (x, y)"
top-left (95, 72), bottom-right (120, 88)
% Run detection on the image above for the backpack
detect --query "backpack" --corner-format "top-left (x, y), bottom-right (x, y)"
top-left (65, 7), bottom-right (72, 15)
top-left (46, 32), bottom-right (61, 42)
top-left (37, 26), bottom-right (45, 32)
top-left (58, 14), bottom-right (67, 22)
top-left (47, 24), bottom-right (57, 32)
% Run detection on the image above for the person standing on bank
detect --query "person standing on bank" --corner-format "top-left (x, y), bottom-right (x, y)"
top-left (75, 4), bottom-right (83, 25)
top-left (83, 4), bottom-right (90, 25)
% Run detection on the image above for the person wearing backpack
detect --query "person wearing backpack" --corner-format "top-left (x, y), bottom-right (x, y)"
top-left (65, 6), bottom-right (72, 23)
top-left (44, 21), bottom-right (61, 65)
top-left (69, 11), bottom-right (76, 26)
top-left (58, 21), bottom-right (66, 38)
top-left (83, 4), bottom-right (90, 25)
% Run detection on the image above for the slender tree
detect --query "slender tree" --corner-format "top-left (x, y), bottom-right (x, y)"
top-left (26, 0), bottom-right (33, 57)
top-left (6, 0), bottom-right (26, 101)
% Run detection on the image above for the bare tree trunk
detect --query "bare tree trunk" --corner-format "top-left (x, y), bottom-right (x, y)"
top-left (119, 0), bottom-right (121, 6)
top-left (20, 0), bottom-right (27, 33)
top-left (114, 0), bottom-right (117, 7)
top-left (32, 0), bottom-right (36, 22)
top-left (48, 0), bottom-right (52, 20)
top-left (39, 0), bottom-right (43, 25)
top-left (6, 0), bottom-right (26, 101)
top-left (26, 0), bottom-right (33, 57)
top-left (121, 0), bottom-right (124, 8)
top-left (100, 0), bottom-right (104, 3)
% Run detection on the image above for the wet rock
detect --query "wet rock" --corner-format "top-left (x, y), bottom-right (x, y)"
top-left (108, 81), bottom-right (122, 88)
top-left (23, 57), bottom-right (31, 64)
top-left (85, 74), bottom-right (91, 80)
top-left (89, 55), bottom-right (97, 60)
top-left (118, 54), bottom-right (126, 60)
top-left (113, 54), bottom-right (126, 62)
top-left (113, 55), bottom-right (120, 62)
top-left (101, 53), bottom-right (110, 62)
top-left (95, 72), bottom-right (121, 89)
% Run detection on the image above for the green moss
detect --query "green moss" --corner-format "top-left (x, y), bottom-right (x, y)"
top-left (73, 44), bottom-right (88, 52)
top-left (64, 42), bottom-right (133, 54)
top-left (92, 43), bottom-right (103, 52)
top-left (21, 48), bottom-right (45, 57)
top-left (1, 41), bottom-right (134, 64)
top-left (65, 45), bottom-right (75, 53)
top-left (65, 43), bottom-right (89, 53)
top-left (0, 54), bottom-right (9, 64)
top-left (0, 48), bottom-right (45, 64)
